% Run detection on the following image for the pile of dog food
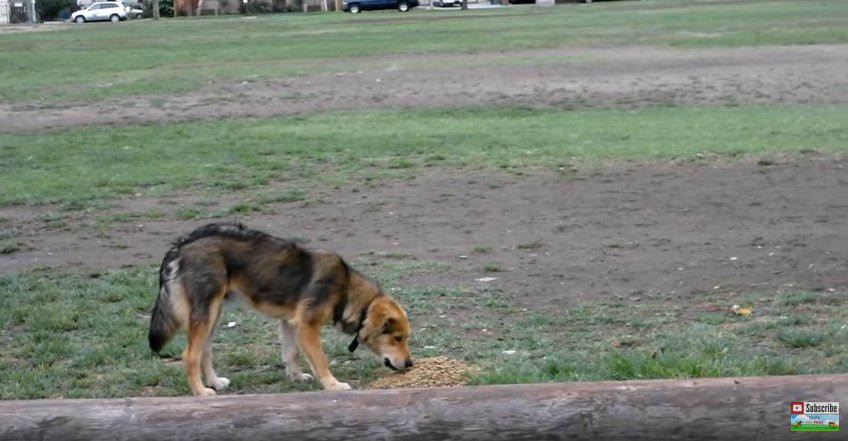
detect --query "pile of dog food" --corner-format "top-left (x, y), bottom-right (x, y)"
top-left (368, 356), bottom-right (475, 389)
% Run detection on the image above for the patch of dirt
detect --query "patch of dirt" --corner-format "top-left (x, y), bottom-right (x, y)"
top-left (1, 156), bottom-right (846, 307)
top-left (1, 44), bottom-right (847, 133)
top-left (369, 356), bottom-right (475, 389)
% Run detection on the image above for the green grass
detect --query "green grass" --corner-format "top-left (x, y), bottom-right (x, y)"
top-left (467, 291), bottom-right (847, 385)
top-left (472, 244), bottom-right (492, 254)
top-left (483, 263), bottom-right (503, 273)
top-left (777, 329), bottom-right (826, 348)
top-left (775, 291), bottom-right (818, 306)
top-left (255, 189), bottom-right (309, 204)
top-left (1, 257), bottom-right (845, 399)
top-left (517, 240), bottom-right (543, 251)
top-left (0, 0), bottom-right (845, 103)
top-left (792, 425), bottom-right (841, 432)
top-left (0, 240), bottom-right (25, 254)
top-left (2, 105), bottom-right (846, 207)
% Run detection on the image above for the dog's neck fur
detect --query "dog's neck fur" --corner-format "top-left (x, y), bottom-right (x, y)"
top-left (333, 270), bottom-right (382, 336)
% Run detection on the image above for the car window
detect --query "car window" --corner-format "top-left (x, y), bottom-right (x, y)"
top-left (88, 3), bottom-right (100, 9)
top-left (104, 3), bottom-right (118, 8)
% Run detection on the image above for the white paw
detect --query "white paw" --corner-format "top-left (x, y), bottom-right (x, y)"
top-left (197, 387), bottom-right (217, 397)
top-left (325, 381), bottom-right (352, 391)
top-left (210, 377), bottom-right (230, 390)
top-left (287, 367), bottom-right (313, 382)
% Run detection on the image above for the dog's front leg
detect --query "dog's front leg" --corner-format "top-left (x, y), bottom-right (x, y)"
top-left (294, 322), bottom-right (351, 391)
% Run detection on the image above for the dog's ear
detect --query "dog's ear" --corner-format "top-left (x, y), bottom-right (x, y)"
top-left (381, 317), bottom-right (397, 334)
top-left (361, 313), bottom-right (389, 341)
top-left (360, 301), bottom-right (398, 341)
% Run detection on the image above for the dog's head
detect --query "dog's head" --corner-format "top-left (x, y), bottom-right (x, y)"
top-left (359, 296), bottom-right (413, 372)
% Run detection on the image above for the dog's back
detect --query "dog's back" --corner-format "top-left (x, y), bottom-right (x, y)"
top-left (148, 222), bottom-right (347, 352)
top-left (148, 222), bottom-right (287, 351)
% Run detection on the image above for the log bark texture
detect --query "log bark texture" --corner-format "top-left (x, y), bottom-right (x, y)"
top-left (1, 374), bottom-right (845, 441)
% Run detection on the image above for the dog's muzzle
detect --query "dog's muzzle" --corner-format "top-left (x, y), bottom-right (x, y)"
top-left (384, 358), bottom-right (414, 371)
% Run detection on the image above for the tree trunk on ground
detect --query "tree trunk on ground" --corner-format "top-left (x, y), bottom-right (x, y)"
top-left (0, 374), bottom-right (844, 441)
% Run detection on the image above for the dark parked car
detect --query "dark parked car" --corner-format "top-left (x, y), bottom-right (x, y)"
top-left (342, 0), bottom-right (419, 13)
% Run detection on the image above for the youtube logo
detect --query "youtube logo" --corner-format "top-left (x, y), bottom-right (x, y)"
top-left (791, 402), bottom-right (804, 414)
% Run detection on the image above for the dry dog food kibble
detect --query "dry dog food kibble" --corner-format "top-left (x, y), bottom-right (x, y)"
top-left (368, 356), bottom-right (475, 389)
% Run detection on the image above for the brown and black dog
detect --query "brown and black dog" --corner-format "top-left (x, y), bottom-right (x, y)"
top-left (148, 222), bottom-right (413, 396)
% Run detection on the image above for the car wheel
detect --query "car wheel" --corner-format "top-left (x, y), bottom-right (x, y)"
top-left (74, 15), bottom-right (86, 23)
top-left (349, 3), bottom-right (361, 12)
top-left (398, 0), bottom-right (409, 11)
top-left (110, 14), bottom-right (120, 22)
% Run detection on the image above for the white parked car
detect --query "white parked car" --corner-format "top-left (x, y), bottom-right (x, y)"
top-left (71, 2), bottom-right (129, 23)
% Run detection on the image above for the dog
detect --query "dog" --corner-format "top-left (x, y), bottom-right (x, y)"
top-left (148, 222), bottom-right (413, 396)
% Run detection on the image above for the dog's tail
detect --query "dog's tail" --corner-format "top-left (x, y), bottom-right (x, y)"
top-left (149, 222), bottom-right (247, 353)
top-left (148, 247), bottom-right (183, 353)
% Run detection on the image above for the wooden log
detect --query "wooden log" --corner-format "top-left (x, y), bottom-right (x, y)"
top-left (0, 374), bottom-right (844, 441)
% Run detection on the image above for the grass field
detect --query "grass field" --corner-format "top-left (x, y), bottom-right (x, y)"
top-left (1, 0), bottom-right (847, 400)
top-left (1, 261), bottom-right (845, 399)
top-left (0, 0), bottom-right (846, 103)
top-left (2, 105), bottom-right (846, 207)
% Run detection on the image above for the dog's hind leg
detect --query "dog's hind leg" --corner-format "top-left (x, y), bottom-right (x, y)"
top-left (294, 321), bottom-right (351, 391)
top-left (202, 303), bottom-right (229, 391)
top-left (183, 287), bottom-right (226, 397)
top-left (184, 322), bottom-right (215, 396)
top-left (279, 320), bottom-right (313, 382)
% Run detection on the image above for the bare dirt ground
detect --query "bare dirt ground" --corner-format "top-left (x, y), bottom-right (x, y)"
top-left (2, 44), bottom-right (847, 133)
top-left (2, 43), bottom-right (847, 307)
top-left (2, 156), bottom-right (846, 306)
